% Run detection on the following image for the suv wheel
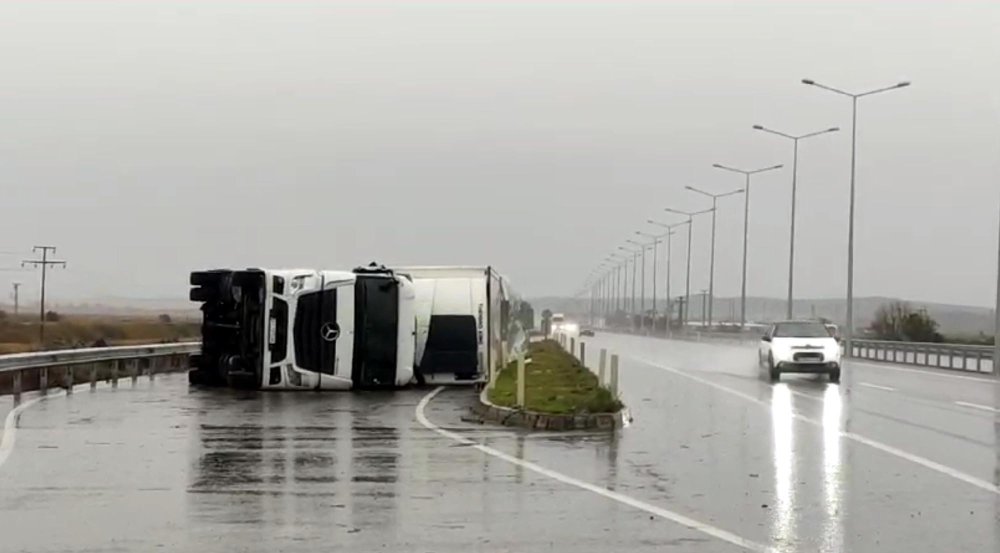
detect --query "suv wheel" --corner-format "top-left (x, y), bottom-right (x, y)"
top-left (768, 353), bottom-right (780, 382)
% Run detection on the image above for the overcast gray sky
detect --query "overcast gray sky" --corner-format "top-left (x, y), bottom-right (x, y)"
top-left (1, 1), bottom-right (998, 307)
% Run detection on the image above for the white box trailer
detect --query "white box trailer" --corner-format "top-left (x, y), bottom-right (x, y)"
top-left (393, 266), bottom-right (526, 385)
top-left (189, 264), bottom-right (415, 390)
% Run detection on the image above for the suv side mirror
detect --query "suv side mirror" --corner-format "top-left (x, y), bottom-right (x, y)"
top-left (761, 335), bottom-right (771, 342)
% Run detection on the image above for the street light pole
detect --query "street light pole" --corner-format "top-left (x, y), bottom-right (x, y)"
top-left (635, 233), bottom-right (658, 332)
top-left (753, 124), bottom-right (839, 319)
top-left (619, 245), bottom-right (641, 330)
top-left (712, 163), bottom-right (784, 328)
top-left (685, 185), bottom-right (744, 327)
top-left (627, 239), bottom-right (648, 332)
top-left (647, 220), bottom-right (685, 330)
top-left (802, 77), bottom-right (911, 355)
top-left (995, 200), bottom-right (1000, 374)
top-left (657, 208), bottom-right (712, 326)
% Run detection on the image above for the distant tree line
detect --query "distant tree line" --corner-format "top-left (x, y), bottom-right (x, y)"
top-left (869, 301), bottom-right (943, 342)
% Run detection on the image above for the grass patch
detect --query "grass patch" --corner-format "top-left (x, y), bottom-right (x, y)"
top-left (0, 314), bottom-right (199, 352)
top-left (488, 339), bottom-right (622, 415)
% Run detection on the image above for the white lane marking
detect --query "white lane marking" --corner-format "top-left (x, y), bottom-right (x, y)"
top-left (954, 401), bottom-right (999, 413)
top-left (858, 382), bottom-right (896, 392)
top-left (632, 356), bottom-right (1000, 497)
top-left (0, 391), bottom-right (65, 469)
top-left (849, 360), bottom-right (996, 383)
top-left (416, 387), bottom-right (773, 553)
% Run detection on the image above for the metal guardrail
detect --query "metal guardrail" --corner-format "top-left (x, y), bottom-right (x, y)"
top-left (0, 342), bottom-right (201, 398)
top-left (850, 339), bottom-right (995, 375)
top-left (596, 325), bottom-right (998, 376)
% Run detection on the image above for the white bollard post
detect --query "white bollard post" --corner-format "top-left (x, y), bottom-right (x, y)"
top-left (489, 353), bottom-right (497, 390)
top-left (609, 354), bottom-right (619, 397)
top-left (598, 348), bottom-right (607, 384)
top-left (516, 353), bottom-right (526, 408)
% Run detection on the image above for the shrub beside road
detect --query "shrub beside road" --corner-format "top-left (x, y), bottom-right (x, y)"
top-left (488, 339), bottom-right (622, 415)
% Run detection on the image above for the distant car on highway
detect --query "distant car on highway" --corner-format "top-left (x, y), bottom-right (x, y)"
top-left (579, 328), bottom-right (595, 337)
top-left (758, 320), bottom-right (841, 383)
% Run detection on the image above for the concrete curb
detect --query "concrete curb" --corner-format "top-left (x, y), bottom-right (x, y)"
top-left (472, 387), bottom-right (629, 431)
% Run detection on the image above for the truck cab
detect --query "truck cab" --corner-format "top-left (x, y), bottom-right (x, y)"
top-left (189, 265), bottom-right (415, 390)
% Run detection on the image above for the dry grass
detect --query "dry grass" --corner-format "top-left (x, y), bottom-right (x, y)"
top-left (0, 313), bottom-right (199, 352)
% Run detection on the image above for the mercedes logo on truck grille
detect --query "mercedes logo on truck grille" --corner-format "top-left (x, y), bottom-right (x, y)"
top-left (320, 322), bottom-right (340, 342)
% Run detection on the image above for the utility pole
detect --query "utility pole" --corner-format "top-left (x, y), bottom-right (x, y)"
top-left (11, 282), bottom-right (21, 315)
top-left (22, 246), bottom-right (67, 345)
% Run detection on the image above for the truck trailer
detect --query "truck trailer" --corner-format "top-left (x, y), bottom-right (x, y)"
top-left (189, 264), bottom-right (415, 390)
top-left (392, 266), bottom-right (526, 385)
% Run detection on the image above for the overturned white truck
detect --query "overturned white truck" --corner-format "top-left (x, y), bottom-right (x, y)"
top-left (189, 264), bottom-right (415, 390)
top-left (189, 264), bottom-right (526, 390)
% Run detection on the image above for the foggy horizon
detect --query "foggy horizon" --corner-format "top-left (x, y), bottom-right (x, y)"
top-left (2, 1), bottom-right (998, 309)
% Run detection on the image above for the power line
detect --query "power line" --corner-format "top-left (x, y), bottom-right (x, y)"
top-left (22, 246), bottom-right (67, 344)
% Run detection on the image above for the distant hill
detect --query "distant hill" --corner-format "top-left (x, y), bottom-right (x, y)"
top-left (528, 295), bottom-right (995, 337)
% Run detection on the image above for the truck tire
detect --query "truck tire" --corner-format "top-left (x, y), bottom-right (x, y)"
top-left (189, 286), bottom-right (214, 302)
top-left (829, 368), bottom-right (841, 383)
top-left (190, 270), bottom-right (227, 286)
top-left (227, 371), bottom-right (258, 390)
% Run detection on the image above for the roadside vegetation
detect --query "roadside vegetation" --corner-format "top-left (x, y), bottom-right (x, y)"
top-left (0, 311), bottom-right (199, 353)
top-left (488, 339), bottom-right (622, 415)
top-left (869, 301), bottom-right (943, 342)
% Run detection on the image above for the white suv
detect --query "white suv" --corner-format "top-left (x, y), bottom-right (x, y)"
top-left (758, 321), bottom-right (842, 383)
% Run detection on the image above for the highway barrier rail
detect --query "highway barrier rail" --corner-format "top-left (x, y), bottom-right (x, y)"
top-left (594, 324), bottom-right (997, 376)
top-left (850, 339), bottom-right (994, 375)
top-left (0, 342), bottom-right (200, 398)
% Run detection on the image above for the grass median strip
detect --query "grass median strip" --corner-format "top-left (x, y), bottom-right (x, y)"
top-left (488, 339), bottom-right (622, 415)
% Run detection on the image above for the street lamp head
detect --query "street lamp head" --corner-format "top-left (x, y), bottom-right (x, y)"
top-left (829, 127), bottom-right (840, 132)
top-left (897, 81), bottom-right (911, 88)
top-left (684, 185), bottom-right (696, 191)
top-left (802, 78), bottom-right (815, 85)
top-left (712, 163), bottom-right (724, 168)
top-left (752, 124), bottom-right (764, 130)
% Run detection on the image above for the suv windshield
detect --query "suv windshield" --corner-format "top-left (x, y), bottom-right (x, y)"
top-left (773, 322), bottom-right (833, 338)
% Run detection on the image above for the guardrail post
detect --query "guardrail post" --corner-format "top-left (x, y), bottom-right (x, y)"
top-left (130, 359), bottom-right (138, 384)
top-left (579, 342), bottom-right (586, 366)
top-left (598, 348), bottom-right (607, 384)
top-left (516, 353), bottom-right (526, 408)
top-left (149, 357), bottom-right (156, 382)
top-left (111, 359), bottom-right (119, 388)
top-left (12, 370), bottom-right (22, 399)
top-left (570, 337), bottom-right (576, 359)
top-left (609, 354), bottom-right (619, 397)
top-left (89, 363), bottom-right (97, 389)
top-left (64, 366), bottom-right (73, 394)
top-left (39, 367), bottom-right (48, 394)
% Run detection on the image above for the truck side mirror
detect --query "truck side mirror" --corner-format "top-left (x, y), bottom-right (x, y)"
top-left (761, 335), bottom-right (771, 342)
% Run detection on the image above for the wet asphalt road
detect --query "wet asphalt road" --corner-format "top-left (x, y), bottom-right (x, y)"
top-left (1, 334), bottom-right (999, 552)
